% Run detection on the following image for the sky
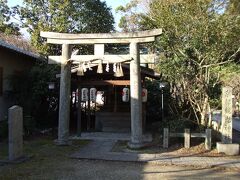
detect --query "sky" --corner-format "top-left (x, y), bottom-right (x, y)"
top-left (7, 0), bottom-right (130, 35)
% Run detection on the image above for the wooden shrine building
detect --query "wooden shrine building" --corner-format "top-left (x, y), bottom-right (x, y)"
top-left (41, 29), bottom-right (162, 148)
top-left (71, 64), bottom-right (160, 133)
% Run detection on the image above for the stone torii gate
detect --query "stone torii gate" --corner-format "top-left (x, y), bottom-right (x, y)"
top-left (41, 29), bottom-right (162, 148)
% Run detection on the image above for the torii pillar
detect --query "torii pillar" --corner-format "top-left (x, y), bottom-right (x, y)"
top-left (128, 42), bottom-right (143, 148)
top-left (58, 44), bottom-right (72, 145)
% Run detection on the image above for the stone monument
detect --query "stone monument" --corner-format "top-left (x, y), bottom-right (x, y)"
top-left (221, 87), bottom-right (232, 143)
top-left (8, 106), bottom-right (23, 161)
top-left (217, 87), bottom-right (239, 155)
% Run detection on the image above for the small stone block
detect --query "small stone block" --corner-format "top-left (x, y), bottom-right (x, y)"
top-left (216, 142), bottom-right (239, 156)
top-left (184, 129), bottom-right (190, 149)
top-left (163, 128), bottom-right (169, 148)
top-left (205, 129), bottom-right (212, 150)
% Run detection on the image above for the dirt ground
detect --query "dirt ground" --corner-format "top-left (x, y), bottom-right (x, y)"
top-left (0, 136), bottom-right (240, 179)
top-left (112, 141), bottom-right (232, 157)
top-left (2, 159), bottom-right (240, 180)
top-left (111, 137), bottom-right (237, 158)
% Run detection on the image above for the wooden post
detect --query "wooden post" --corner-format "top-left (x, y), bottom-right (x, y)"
top-left (205, 129), bottom-right (212, 150)
top-left (77, 86), bottom-right (82, 136)
top-left (87, 89), bottom-right (91, 131)
top-left (184, 129), bottom-right (190, 148)
top-left (163, 128), bottom-right (169, 148)
top-left (114, 86), bottom-right (117, 112)
top-left (128, 42), bottom-right (143, 149)
top-left (57, 44), bottom-right (72, 145)
top-left (142, 103), bottom-right (146, 133)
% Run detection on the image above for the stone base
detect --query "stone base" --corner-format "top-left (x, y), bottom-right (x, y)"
top-left (143, 133), bottom-right (153, 142)
top-left (0, 155), bottom-right (32, 165)
top-left (216, 142), bottom-right (239, 156)
top-left (127, 141), bottom-right (145, 149)
top-left (54, 139), bottom-right (72, 146)
top-left (128, 133), bottom-right (152, 149)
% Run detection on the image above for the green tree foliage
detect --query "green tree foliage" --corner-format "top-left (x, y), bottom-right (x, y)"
top-left (227, 0), bottom-right (240, 15)
top-left (7, 0), bottom-right (115, 131)
top-left (119, 0), bottom-right (240, 126)
top-left (16, 0), bottom-right (114, 54)
top-left (147, 0), bottom-right (239, 126)
top-left (220, 64), bottom-right (240, 100)
top-left (116, 0), bottom-right (143, 32)
top-left (9, 61), bottom-right (60, 131)
top-left (0, 0), bottom-right (20, 35)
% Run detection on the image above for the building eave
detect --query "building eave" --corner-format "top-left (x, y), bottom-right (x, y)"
top-left (122, 64), bottom-right (161, 80)
top-left (0, 40), bottom-right (41, 60)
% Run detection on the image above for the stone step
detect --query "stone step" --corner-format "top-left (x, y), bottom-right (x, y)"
top-left (102, 127), bottom-right (131, 133)
top-left (95, 112), bottom-right (131, 132)
top-left (102, 118), bottom-right (130, 122)
top-left (101, 116), bottom-right (130, 120)
top-left (96, 112), bottom-right (130, 115)
top-left (102, 124), bottom-right (130, 129)
top-left (102, 121), bottom-right (130, 126)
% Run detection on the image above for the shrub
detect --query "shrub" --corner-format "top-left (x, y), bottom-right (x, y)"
top-left (0, 119), bottom-right (8, 140)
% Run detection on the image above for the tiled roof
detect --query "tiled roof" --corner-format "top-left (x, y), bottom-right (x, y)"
top-left (0, 39), bottom-right (41, 60)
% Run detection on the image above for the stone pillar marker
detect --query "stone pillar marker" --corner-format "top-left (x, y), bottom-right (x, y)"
top-left (217, 86), bottom-right (239, 155)
top-left (128, 42), bottom-right (143, 149)
top-left (221, 87), bottom-right (232, 143)
top-left (57, 44), bottom-right (72, 145)
top-left (8, 106), bottom-right (23, 161)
